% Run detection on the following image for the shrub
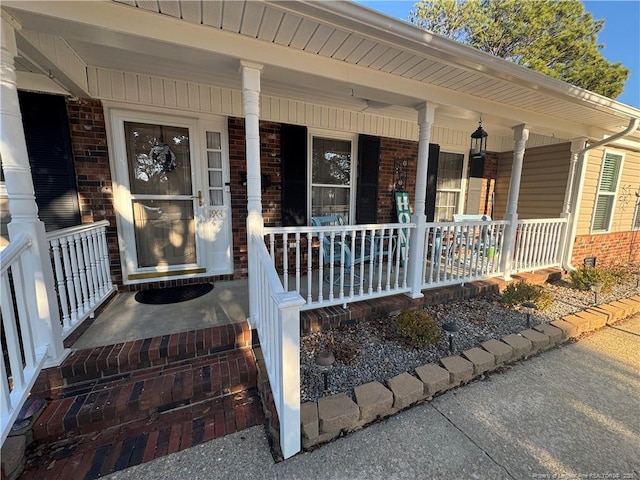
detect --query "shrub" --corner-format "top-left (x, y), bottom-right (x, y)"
top-left (606, 264), bottom-right (633, 284)
top-left (501, 281), bottom-right (554, 310)
top-left (395, 309), bottom-right (440, 348)
top-left (569, 266), bottom-right (617, 293)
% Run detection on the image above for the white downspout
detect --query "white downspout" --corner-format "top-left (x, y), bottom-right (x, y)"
top-left (562, 117), bottom-right (640, 270)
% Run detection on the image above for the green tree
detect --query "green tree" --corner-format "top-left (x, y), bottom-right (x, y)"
top-left (409, 0), bottom-right (629, 99)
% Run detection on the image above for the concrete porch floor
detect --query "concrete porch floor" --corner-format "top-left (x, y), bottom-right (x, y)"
top-left (71, 279), bottom-right (250, 350)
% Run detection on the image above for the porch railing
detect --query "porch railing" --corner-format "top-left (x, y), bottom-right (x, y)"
top-left (422, 220), bottom-right (509, 288)
top-left (513, 218), bottom-right (568, 273)
top-left (252, 234), bottom-right (305, 459)
top-left (1, 234), bottom-right (49, 444)
top-left (47, 220), bottom-right (116, 340)
top-left (264, 222), bottom-right (414, 310)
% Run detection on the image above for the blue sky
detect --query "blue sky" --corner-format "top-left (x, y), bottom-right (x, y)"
top-left (355, 1), bottom-right (640, 108)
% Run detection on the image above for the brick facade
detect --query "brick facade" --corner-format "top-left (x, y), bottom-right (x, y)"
top-left (377, 137), bottom-right (419, 222)
top-left (227, 117), bottom-right (282, 277)
top-left (572, 231), bottom-right (640, 268)
top-left (66, 98), bottom-right (123, 286)
top-left (479, 153), bottom-right (498, 217)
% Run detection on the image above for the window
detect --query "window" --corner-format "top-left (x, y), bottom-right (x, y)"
top-left (434, 152), bottom-right (464, 222)
top-left (591, 152), bottom-right (623, 233)
top-left (633, 201), bottom-right (640, 231)
top-left (310, 136), bottom-right (353, 220)
top-left (206, 131), bottom-right (224, 206)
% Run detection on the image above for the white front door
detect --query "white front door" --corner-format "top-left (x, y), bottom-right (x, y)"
top-left (110, 110), bottom-right (233, 283)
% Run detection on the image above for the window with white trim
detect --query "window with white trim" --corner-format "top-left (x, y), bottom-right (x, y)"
top-left (434, 152), bottom-right (464, 222)
top-left (591, 151), bottom-right (623, 233)
top-left (310, 136), bottom-right (354, 221)
top-left (633, 200), bottom-right (640, 231)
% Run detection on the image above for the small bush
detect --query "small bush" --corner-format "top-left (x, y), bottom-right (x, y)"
top-left (501, 281), bottom-right (554, 310)
top-left (606, 264), bottom-right (633, 284)
top-left (395, 310), bottom-right (440, 348)
top-left (569, 266), bottom-right (617, 293)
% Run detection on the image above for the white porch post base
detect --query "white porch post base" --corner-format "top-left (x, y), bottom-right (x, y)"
top-left (500, 123), bottom-right (529, 280)
top-left (241, 60), bottom-right (264, 327)
top-left (406, 103), bottom-right (436, 298)
top-left (1, 17), bottom-right (66, 366)
top-left (273, 291), bottom-right (305, 459)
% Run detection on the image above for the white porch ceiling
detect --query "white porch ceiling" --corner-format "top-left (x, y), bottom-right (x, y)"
top-left (3, 0), bottom-right (639, 142)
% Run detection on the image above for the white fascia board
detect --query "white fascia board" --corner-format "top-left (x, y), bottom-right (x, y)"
top-left (2, 1), bottom-right (629, 139)
top-left (280, 0), bottom-right (640, 120)
top-left (604, 137), bottom-right (640, 153)
top-left (16, 71), bottom-right (71, 95)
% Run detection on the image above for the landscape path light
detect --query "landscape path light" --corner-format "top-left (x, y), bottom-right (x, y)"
top-left (590, 282), bottom-right (603, 305)
top-left (521, 302), bottom-right (538, 328)
top-left (315, 350), bottom-right (335, 393)
top-left (442, 322), bottom-right (461, 354)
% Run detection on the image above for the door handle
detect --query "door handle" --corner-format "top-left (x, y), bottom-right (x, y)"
top-left (193, 190), bottom-right (203, 207)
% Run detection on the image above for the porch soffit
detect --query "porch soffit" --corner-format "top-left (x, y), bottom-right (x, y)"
top-left (3, 0), bottom-right (639, 143)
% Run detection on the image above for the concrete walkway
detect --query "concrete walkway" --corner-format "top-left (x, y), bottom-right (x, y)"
top-left (105, 314), bottom-right (640, 480)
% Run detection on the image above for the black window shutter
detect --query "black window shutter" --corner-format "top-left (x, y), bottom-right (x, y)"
top-left (281, 124), bottom-right (307, 226)
top-left (18, 91), bottom-right (80, 231)
top-left (425, 143), bottom-right (440, 222)
top-left (356, 135), bottom-right (380, 224)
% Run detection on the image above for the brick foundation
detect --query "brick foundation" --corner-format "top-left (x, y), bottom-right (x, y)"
top-left (572, 231), bottom-right (640, 267)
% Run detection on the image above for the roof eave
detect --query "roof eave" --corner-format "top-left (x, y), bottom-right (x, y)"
top-left (269, 0), bottom-right (640, 121)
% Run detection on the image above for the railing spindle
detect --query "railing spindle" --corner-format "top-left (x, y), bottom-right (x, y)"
top-left (50, 238), bottom-right (71, 330)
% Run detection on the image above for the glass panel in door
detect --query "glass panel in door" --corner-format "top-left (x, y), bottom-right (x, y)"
top-left (124, 122), bottom-right (197, 268)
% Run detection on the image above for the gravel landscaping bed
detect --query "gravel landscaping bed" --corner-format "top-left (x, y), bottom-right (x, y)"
top-left (300, 272), bottom-right (639, 402)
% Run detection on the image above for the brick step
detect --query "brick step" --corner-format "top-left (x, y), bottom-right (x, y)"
top-left (512, 269), bottom-right (561, 286)
top-left (32, 322), bottom-right (254, 396)
top-left (21, 387), bottom-right (264, 480)
top-left (32, 346), bottom-right (257, 443)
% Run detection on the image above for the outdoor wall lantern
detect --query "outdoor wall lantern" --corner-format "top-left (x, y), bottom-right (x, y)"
top-left (590, 282), bottom-right (603, 305)
top-left (315, 350), bottom-right (335, 393)
top-left (442, 322), bottom-right (460, 354)
top-left (521, 302), bottom-right (538, 328)
top-left (469, 119), bottom-right (488, 177)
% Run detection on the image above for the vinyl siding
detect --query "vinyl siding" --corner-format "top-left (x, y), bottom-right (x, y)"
top-left (493, 142), bottom-right (571, 219)
top-left (577, 147), bottom-right (640, 236)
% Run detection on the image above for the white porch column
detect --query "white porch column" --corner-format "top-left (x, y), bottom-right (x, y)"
top-left (240, 60), bottom-right (264, 327)
top-left (406, 102), bottom-right (436, 298)
top-left (560, 138), bottom-right (588, 268)
top-left (1, 17), bottom-right (66, 365)
top-left (500, 123), bottom-right (529, 280)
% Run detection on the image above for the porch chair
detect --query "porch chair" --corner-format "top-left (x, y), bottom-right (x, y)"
top-left (452, 214), bottom-right (494, 259)
top-left (311, 215), bottom-right (372, 284)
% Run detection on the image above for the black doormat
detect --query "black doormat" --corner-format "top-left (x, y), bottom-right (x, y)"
top-left (134, 283), bottom-right (214, 305)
